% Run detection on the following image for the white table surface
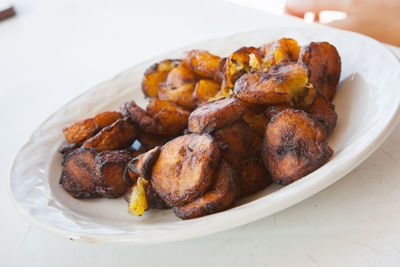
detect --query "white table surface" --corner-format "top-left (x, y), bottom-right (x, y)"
top-left (2, 0), bottom-right (400, 266)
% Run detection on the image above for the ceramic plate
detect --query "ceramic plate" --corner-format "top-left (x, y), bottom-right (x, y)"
top-left (9, 26), bottom-right (400, 244)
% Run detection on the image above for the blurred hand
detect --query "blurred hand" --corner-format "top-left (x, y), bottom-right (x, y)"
top-left (285, 0), bottom-right (400, 46)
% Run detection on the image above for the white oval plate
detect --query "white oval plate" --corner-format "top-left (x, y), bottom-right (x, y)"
top-left (9, 27), bottom-right (400, 244)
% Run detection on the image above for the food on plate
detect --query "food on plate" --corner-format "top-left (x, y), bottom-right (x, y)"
top-left (63, 111), bottom-right (123, 144)
top-left (173, 161), bottom-right (238, 219)
top-left (298, 42), bottom-right (341, 101)
top-left (142, 59), bottom-right (180, 98)
top-left (188, 97), bottom-right (246, 134)
top-left (151, 134), bottom-right (220, 206)
top-left (58, 37), bottom-right (341, 220)
top-left (262, 109), bottom-right (333, 185)
top-left (82, 118), bottom-right (138, 151)
top-left (59, 148), bottom-right (98, 198)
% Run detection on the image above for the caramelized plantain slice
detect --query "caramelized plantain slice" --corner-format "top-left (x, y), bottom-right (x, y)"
top-left (124, 178), bottom-right (170, 209)
top-left (59, 148), bottom-right (97, 198)
top-left (173, 161), bottom-right (238, 219)
top-left (82, 118), bottom-right (138, 152)
top-left (263, 109), bottom-right (333, 185)
top-left (158, 64), bottom-right (197, 109)
top-left (225, 46), bottom-right (263, 89)
top-left (63, 111), bottom-right (123, 144)
top-left (183, 50), bottom-right (222, 82)
top-left (298, 42), bottom-right (341, 101)
top-left (125, 146), bottom-right (160, 180)
top-left (260, 38), bottom-right (300, 68)
top-left (213, 119), bottom-right (262, 159)
top-left (192, 79), bottom-right (221, 106)
top-left (151, 134), bottom-right (220, 206)
top-left (306, 92), bottom-right (337, 135)
top-left (234, 63), bottom-right (309, 105)
top-left (122, 100), bottom-right (189, 136)
top-left (142, 59), bottom-right (180, 98)
top-left (92, 150), bottom-right (133, 198)
top-left (239, 156), bottom-right (271, 196)
top-left (188, 97), bottom-right (246, 134)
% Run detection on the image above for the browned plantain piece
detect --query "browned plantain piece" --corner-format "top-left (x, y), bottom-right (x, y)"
top-left (239, 156), bottom-right (271, 196)
top-left (183, 50), bottom-right (222, 82)
top-left (63, 111), bottom-right (123, 144)
top-left (92, 150), bottom-right (133, 198)
top-left (259, 38), bottom-right (300, 68)
top-left (188, 97), bottom-right (246, 134)
top-left (225, 46), bottom-right (263, 89)
top-left (59, 148), bottom-right (97, 198)
top-left (298, 42), bottom-right (341, 101)
top-left (142, 59), bottom-right (180, 98)
top-left (158, 64), bottom-right (197, 109)
top-left (263, 109), bottom-right (333, 185)
top-left (306, 92), bottom-right (337, 135)
top-left (122, 100), bottom-right (189, 136)
top-left (125, 146), bottom-right (161, 180)
top-left (82, 118), bottom-right (138, 152)
top-left (124, 181), bottom-right (170, 209)
top-left (173, 161), bottom-right (238, 219)
top-left (192, 79), bottom-right (221, 106)
top-left (151, 134), bottom-right (220, 206)
top-left (122, 151), bottom-right (142, 184)
top-left (213, 119), bottom-right (262, 159)
top-left (57, 142), bottom-right (82, 154)
top-left (234, 63), bottom-right (309, 105)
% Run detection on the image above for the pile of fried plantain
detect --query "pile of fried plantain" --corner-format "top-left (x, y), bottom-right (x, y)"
top-left (58, 37), bottom-right (341, 220)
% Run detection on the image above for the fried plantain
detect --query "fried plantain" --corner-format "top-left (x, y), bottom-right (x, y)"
top-left (213, 119), bottom-right (262, 159)
top-left (192, 79), bottom-right (221, 106)
top-left (239, 156), bottom-right (271, 196)
top-left (298, 42), bottom-right (341, 101)
top-left (57, 142), bottom-right (82, 154)
top-left (158, 64), bottom-right (197, 109)
top-left (306, 92), bottom-right (337, 135)
top-left (122, 151), bottom-right (142, 184)
top-left (234, 63), bottom-right (309, 106)
top-left (151, 134), bottom-right (220, 206)
top-left (173, 161), bottom-right (238, 219)
top-left (92, 150), bottom-right (133, 198)
top-left (63, 111), bottom-right (123, 144)
top-left (260, 38), bottom-right (300, 68)
top-left (137, 132), bottom-right (176, 150)
top-left (82, 118), bottom-right (138, 152)
top-left (263, 109), bottom-right (333, 185)
top-left (224, 46), bottom-right (263, 89)
top-left (183, 50), bottom-right (222, 82)
top-left (188, 97), bottom-right (246, 134)
top-left (59, 147), bottom-right (97, 198)
top-left (125, 146), bottom-right (160, 180)
top-left (124, 179), bottom-right (169, 209)
top-left (142, 59), bottom-right (180, 98)
top-left (122, 100), bottom-right (189, 136)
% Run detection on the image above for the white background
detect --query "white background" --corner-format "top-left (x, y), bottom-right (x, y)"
top-left (1, 0), bottom-right (400, 266)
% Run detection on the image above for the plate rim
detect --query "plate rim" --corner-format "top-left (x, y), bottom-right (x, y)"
top-left (9, 25), bottom-right (400, 244)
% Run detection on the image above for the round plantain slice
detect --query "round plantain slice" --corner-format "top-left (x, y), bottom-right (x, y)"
top-left (239, 156), bottom-right (272, 197)
top-left (263, 109), bottom-right (333, 185)
top-left (192, 79), bottom-right (221, 106)
top-left (298, 42), bottom-right (341, 101)
top-left (259, 38), bottom-right (300, 68)
top-left (188, 97), bottom-right (246, 134)
top-left (306, 92), bottom-right (337, 136)
top-left (142, 59), bottom-right (180, 98)
top-left (183, 50), bottom-right (222, 82)
top-left (151, 134), bottom-right (220, 206)
top-left (173, 161), bottom-right (238, 220)
top-left (234, 62), bottom-right (309, 105)
top-left (59, 147), bottom-right (98, 198)
top-left (92, 150), bottom-right (133, 198)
